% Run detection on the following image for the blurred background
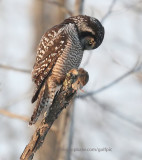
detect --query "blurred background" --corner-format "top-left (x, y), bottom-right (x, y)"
top-left (0, 0), bottom-right (142, 160)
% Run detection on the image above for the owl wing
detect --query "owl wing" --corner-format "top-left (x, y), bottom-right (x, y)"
top-left (32, 23), bottom-right (77, 103)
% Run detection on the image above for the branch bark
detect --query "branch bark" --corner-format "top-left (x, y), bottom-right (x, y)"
top-left (20, 68), bottom-right (89, 160)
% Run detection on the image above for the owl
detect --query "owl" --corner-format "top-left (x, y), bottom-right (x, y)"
top-left (30, 15), bottom-right (104, 125)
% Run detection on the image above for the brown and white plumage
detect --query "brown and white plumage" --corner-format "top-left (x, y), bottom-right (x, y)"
top-left (30, 15), bottom-right (104, 125)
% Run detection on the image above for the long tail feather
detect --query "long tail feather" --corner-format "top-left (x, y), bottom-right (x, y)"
top-left (29, 85), bottom-right (45, 125)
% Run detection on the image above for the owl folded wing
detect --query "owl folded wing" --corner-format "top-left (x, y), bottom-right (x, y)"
top-left (31, 23), bottom-right (77, 103)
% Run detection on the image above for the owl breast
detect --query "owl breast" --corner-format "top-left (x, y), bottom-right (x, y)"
top-left (51, 39), bottom-right (83, 83)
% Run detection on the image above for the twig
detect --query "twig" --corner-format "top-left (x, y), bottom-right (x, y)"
top-left (79, 61), bottom-right (142, 98)
top-left (0, 64), bottom-right (31, 73)
top-left (101, 0), bottom-right (117, 23)
top-left (90, 97), bottom-right (142, 129)
top-left (20, 68), bottom-right (89, 160)
top-left (0, 109), bottom-right (29, 122)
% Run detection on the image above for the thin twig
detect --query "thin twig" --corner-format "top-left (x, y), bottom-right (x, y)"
top-left (101, 0), bottom-right (117, 23)
top-left (0, 64), bottom-right (31, 73)
top-left (0, 109), bottom-right (29, 122)
top-left (79, 62), bottom-right (142, 98)
top-left (90, 97), bottom-right (142, 129)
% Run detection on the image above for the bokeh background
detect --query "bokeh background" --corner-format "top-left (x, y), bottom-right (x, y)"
top-left (0, 0), bottom-right (142, 160)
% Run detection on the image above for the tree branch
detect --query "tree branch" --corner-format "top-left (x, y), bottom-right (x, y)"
top-left (90, 96), bottom-right (142, 129)
top-left (79, 61), bottom-right (142, 98)
top-left (0, 64), bottom-right (31, 73)
top-left (101, 0), bottom-right (117, 23)
top-left (20, 68), bottom-right (89, 160)
top-left (0, 109), bottom-right (29, 122)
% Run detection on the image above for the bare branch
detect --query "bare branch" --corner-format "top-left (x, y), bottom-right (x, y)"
top-left (0, 109), bottom-right (29, 122)
top-left (90, 96), bottom-right (142, 129)
top-left (0, 64), bottom-right (31, 73)
top-left (101, 0), bottom-right (117, 23)
top-left (123, 0), bottom-right (142, 13)
top-left (79, 61), bottom-right (142, 98)
top-left (20, 68), bottom-right (89, 160)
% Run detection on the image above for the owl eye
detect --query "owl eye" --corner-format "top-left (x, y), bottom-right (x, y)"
top-left (88, 39), bottom-right (94, 45)
top-left (88, 40), bottom-right (93, 45)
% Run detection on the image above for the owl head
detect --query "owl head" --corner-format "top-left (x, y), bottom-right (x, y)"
top-left (64, 15), bottom-right (104, 50)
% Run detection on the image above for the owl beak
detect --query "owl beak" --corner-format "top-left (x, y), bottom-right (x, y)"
top-left (92, 41), bottom-right (96, 49)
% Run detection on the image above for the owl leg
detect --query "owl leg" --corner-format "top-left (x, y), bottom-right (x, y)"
top-left (46, 76), bottom-right (59, 105)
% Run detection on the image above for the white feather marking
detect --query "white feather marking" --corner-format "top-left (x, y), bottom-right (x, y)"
top-left (60, 41), bottom-right (64, 44)
top-left (52, 30), bottom-right (57, 36)
top-left (38, 54), bottom-right (42, 58)
top-left (48, 59), bottom-right (51, 63)
top-left (41, 64), bottom-right (48, 67)
top-left (55, 47), bottom-right (58, 50)
top-left (41, 50), bottom-right (45, 54)
top-left (51, 53), bottom-right (56, 57)
top-left (44, 37), bottom-right (49, 42)
top-left (48, 33), bottom-right (52, 37)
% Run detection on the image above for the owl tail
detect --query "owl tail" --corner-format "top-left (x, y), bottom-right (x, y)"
top-left (29, 81), bottom-right (58, 125)
top-left (29, 85), bottom-right (47, 125)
